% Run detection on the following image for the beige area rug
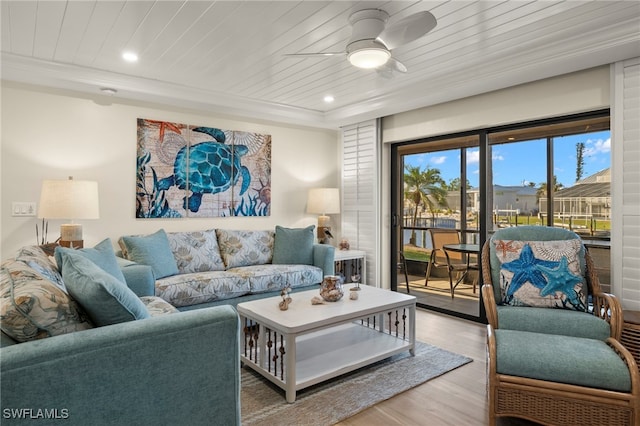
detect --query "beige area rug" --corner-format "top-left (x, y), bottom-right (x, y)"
top-left (241, 341), bottom-right (472, 426)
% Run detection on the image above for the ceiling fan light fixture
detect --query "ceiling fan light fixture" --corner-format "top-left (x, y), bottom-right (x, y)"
top-left (347, 40), bottom-right (390, 69)
top-left (348, 48), bottom-right (390, 69)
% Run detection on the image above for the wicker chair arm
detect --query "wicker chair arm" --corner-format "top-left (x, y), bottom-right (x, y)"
top-left (606, 337), bottom-right (640, 398)
top-left (482, 284), bottom-right (499, 329)
top-left (592, 291), bottom-right (624, 340)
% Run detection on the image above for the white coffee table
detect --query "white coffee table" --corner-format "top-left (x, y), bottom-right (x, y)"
top-left (237, 284), bottom-right (416, 402)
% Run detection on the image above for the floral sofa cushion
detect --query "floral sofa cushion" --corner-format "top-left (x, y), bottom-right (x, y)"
top-left (166, 229), bottom-right (225, 274)
top-left (216, 229), bottom-right (274, 268)
top-left (140, 296), bottom-right (179, 316)
top-left (493, 239), bottom-right (587, 311)
top-left (0, 259), bottom-right (93, 342)
top-left (156, 271), bottom-right (251, 307)
top-left (228, 264), bottom-right (323, 294)
top-left (15, 245), bottom-right (66, 293)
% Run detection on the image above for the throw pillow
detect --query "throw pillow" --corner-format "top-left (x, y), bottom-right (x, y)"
top-left (15, 245), bottom-right (66, 293)
top-left (493, 239), bottom-right (587, 311)
top-left (166, 229), bottom-right (225, 273)
top-left (0, 259), bottom-right (92, 342)
top-left (272, 225), bottom-right (315, 265)
top-left (216, 229), bottom-right (274, 268)
top-left (119, 229), bottom-right (178, 279)
top-left (55, 238), bottom-right (126, 284)
top-left (59, 251), bottom-right (150, 326)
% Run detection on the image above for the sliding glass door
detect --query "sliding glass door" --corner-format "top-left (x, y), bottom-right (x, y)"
top-left (391, 111), bottom-right (611, 321)
top-left (392, 134), bottom-right (481, 320)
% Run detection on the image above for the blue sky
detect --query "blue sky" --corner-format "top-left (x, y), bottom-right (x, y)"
top-left (404, 130), bottom-right (610, 189)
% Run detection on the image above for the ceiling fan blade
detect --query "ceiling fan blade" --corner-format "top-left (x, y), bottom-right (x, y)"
top-left (284, 52), bottom-right (345, 57)
top-left (377, 11), bottom-right (437, 50)
top-left (388, 57), bottom-right (407, 73)
top-left (377, 57), bottom-right (407, 78)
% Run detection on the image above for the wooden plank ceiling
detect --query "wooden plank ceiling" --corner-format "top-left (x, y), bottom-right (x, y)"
top-left (1, 1), bottom-right (639, 128)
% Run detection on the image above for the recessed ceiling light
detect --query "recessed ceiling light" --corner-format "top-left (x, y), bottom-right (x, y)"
top-left (324, 95), bottom-right (335, 103)
top-left (122, 51), bottom-right (138, 63)
top-left (100, 87), bottom-right (117, 96)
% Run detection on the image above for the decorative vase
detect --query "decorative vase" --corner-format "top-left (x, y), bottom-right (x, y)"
top-left (320, 275), bottom-right (344, 302)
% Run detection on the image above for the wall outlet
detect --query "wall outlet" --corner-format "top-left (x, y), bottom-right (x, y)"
top-left (12, 202), bottom-right (36, 217)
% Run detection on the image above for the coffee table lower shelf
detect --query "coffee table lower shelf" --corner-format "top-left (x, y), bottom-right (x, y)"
top-left (241, 321), bottom-right (414, 403)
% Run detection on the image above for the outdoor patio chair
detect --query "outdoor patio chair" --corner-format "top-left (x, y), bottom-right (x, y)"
top-left (425, 228), bottom-right (477, 298)
top-left (482, 225), bottom-right (639, 425)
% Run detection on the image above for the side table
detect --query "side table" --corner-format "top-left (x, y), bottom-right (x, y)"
top-left (334, 249), bottom-right (366, 284)
top-left (621, 310), bottom-right (640, 370)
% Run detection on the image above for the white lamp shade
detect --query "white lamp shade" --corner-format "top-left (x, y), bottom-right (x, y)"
top-left (38, 179), bottom-right (100, 220)
top-left (307, 188), bottom-right (340, 215)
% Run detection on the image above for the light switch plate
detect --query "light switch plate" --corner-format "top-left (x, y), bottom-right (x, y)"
top-left (12, 202), bottom-right (36, 217)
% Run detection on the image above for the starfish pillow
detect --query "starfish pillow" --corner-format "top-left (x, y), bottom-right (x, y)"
top-left (493, 239), bottom-right (587, 311)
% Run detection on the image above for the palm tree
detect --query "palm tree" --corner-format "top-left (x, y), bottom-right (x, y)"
top-left (536, 175), bottom-right (564, 198)
top-left (404, 165), bottom-right (448, 244)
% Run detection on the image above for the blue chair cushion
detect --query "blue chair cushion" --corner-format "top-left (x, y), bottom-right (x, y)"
top-left (495, 329), bottom-right (631, 392)
top-left (272, 225), bottom-right (315, 265)
top-left (496, 305), bottom-right (611, 340)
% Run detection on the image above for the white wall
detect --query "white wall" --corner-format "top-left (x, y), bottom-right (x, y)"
top-left (1, 83), bottom-right (339, 258)
top-left (382, 66), bottom-right (610, 143)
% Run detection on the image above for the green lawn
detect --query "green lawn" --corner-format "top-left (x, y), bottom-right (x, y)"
top-left (403, 247), bottom-right (430, 262)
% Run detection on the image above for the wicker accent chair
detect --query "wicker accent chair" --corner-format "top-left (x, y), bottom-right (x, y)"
top-left (482, 226), bottom-right (639, 426)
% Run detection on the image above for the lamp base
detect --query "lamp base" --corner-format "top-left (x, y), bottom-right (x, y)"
top-left (59, 240), bottom-right (83, 249)
top-left (317, 226), bottom-right (333, 244)
top-left (60, 224), bottom-right (83, 249)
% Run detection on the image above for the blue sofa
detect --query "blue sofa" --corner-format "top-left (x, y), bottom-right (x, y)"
top-left (1, 227), bottom-right (335, 425)
top-left (1, 305), bottom-right (240, 426)
top-left (1, 245), bottom-right (241, 425)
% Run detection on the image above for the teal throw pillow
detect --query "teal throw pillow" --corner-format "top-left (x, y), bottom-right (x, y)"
top-left (59, 251), bottom-right (150, 326)
top-left (55, 238), bottom-right (126, 284)
top-left (272, 225), bottom-right (315, 265)
top-left (120, 229), bottom-right (178, 279)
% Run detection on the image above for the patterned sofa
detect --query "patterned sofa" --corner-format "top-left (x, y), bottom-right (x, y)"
top-left (117, 226), bottom-right (335, 310)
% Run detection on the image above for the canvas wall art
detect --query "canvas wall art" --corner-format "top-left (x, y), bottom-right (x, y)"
top-left (136, 118), bottom-right (271, 218)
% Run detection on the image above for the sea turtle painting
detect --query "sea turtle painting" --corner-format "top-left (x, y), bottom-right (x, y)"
top-left (157, 127), bottom-right (251, 213)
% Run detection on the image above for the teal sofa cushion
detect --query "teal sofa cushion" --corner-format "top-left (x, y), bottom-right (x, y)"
top-left (495, 329), bottom-right (631, 392)
top-left (55, 238), bottom-right (126, 284)
top-left (496, 305), bottom-right (611, 340)
top-left (120, 229), bottom-right (178, 279)
top-left (272, 225), bottom-right (315, 265)
top-left (59, 251), bottom-right (150, 326)
top-left (116, 257), bottom-right (155, 298)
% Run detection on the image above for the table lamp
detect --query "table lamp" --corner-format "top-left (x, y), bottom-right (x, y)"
top-left (38, 177), bottom-right (100, 248)
top-left (307, 188), bottom-right (340, 244)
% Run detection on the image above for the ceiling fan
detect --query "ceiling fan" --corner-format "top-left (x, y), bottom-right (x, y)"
top-left (286, 9), bottom-right (437, 74)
